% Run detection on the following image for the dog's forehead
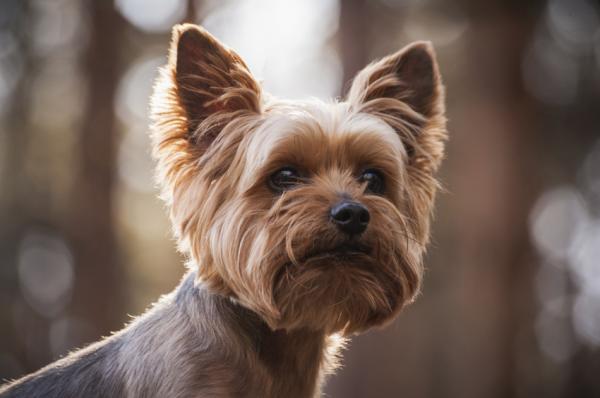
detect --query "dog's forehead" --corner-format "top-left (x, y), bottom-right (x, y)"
top-left (244, 100), bottom-right (406, 169)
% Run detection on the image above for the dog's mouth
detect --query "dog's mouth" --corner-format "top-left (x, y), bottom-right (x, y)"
top-left (302, 241), bottom-right (372, 262)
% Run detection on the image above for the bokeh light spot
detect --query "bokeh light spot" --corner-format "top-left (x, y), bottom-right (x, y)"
top-left (115, 0), bottom-right (187, 33)
top-left (201, 0), bottom-right (341, 99)
top-left (17, 231), bottom-right (74, 318)
top-left (529, 186), bottom-right (588, 262)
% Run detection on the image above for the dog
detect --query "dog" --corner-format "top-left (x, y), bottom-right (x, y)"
top-left (0, 24), bottom-right (446, 397)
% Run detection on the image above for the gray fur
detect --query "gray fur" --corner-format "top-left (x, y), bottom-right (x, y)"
top-left (0, 272), bottom-right (338, 398)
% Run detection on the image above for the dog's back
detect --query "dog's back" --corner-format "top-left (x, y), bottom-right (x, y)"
top-left (0, 338), bottom-right (124, 398)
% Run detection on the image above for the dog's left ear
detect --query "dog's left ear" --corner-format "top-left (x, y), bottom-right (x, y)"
top-left (347, 41), bottom-right (446, 171)
top-left (347, 41), bottom-right (443, 118)
top-left (348, 42), bottom-right (447, 243)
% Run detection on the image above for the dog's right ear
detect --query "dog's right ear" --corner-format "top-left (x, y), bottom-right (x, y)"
top-left (150, 25), bottom-right (262, 249)
top-left (171, 24), bottom-right (261, 146)
top-left (151, 24), bottom-right (261, 159)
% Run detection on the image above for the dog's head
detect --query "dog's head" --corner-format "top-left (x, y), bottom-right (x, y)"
top-left (151, 24), bottom-right (446, 334)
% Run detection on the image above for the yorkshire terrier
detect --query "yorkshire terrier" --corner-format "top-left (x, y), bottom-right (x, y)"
top-left (0, 24), bottom-right (446, 397)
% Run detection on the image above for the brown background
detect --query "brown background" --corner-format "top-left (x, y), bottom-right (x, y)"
top-left (1, 0), bottom-right (599, 397)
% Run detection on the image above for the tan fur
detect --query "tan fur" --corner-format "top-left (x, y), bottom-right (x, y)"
top-left (0, 23), bottom-right (447, 398)
top-left (150, 23), bottom-right (447, 396)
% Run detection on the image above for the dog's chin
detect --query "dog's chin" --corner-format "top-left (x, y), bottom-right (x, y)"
top-left (300, 242), bottom-right (373, 263)
top-left (272, 249), bottom-right (406, 335)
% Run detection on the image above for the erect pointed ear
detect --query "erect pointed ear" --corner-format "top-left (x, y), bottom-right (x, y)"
top-left (346, 41), bottom-right (446, 172)
top-left (151, 24), bottom-right (261, 157)
top-left (172, 24), bottom-right (261, 128)
top-left (150, 24), bottom-right (262, 229)
top-left (347, 41), bottom-right (443, 118)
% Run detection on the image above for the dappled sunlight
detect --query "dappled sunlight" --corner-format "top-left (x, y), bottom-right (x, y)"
top-left (17, 231), bottom-right (74, 319)
top-left (115, 0), bottom-right (187, 33)
top-left (1, 0), bottom-right (599, 396)
top-left (201, 0), bottom-right (342, 99)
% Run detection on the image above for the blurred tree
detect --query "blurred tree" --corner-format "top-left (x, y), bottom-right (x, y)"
top-left (0, 0), bottom-right (35, 379)
top-left (339, 0), bottom-right (369, 92)
top-left (66, 0), bottom-right (127, 345)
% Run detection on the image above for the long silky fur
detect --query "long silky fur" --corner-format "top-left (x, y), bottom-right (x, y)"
top-left (149, 24), bottom-right (447, 396)
top-left (1, 24), bottom-right (447, 398)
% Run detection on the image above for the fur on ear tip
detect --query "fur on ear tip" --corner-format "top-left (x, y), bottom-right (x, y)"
top-left (404, 40), bottom-right (435, 53)
top-left (394, 40), bottom-right (443, 116)
top-left (168, 24), bottom-right (223, 68)
top-left (401, 41), bottom-right (442, 81)
top-left (170, 23), bottom-right (211, 41)
top-left (168, 24), bottom-right (196, 66)
top-left (397, 41), bottom-right (437, 71)
top-left (399, 41), bottom-right (437, 60)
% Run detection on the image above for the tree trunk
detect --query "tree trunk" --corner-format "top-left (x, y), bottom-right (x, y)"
top-left (67, 0), bottom-right (126, 343)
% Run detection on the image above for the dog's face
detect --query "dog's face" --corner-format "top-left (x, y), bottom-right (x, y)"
top-left (151, 25), bottom-right (446, 334)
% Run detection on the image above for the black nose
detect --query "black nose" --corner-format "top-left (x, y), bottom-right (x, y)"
top-left (330, 200), bottom-right (370, 235)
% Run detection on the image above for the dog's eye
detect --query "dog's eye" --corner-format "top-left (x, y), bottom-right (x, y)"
top-left (359, 169), bottom-right (385, 195)
top-left (269, 167), bottom-right (301, 192)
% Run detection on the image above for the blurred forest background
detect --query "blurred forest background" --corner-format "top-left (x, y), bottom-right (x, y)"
top-left (1, 0), bottom-right (599, 397)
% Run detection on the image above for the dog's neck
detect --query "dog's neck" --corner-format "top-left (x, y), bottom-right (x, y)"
top-left (118, 271), bottom-right (340, 397)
